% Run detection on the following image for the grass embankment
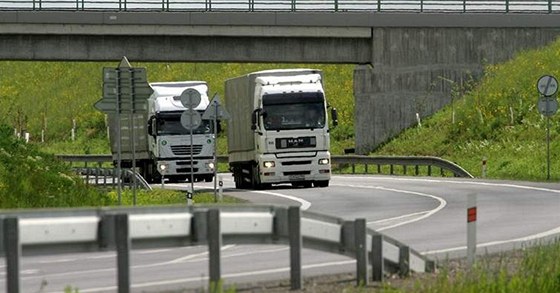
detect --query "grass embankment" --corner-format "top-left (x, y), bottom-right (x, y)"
top-left (375, 38), bottom-right (560, 181)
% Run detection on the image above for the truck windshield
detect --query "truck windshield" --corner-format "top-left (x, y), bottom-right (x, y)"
top-left (156, 113), bottom-right (212, 135)
top-left (262, 92), bottom-right (325, 131)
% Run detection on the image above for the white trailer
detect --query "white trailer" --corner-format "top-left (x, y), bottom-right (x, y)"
top-left (225, 69), bottom-right (337, 189)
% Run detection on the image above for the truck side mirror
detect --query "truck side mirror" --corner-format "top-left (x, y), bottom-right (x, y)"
top-left (331, 108), bottom-right (339, 127)
top-left (251, 108), bottom-right (262, 131)
top-left (147, 116), bottom-right (155, 136)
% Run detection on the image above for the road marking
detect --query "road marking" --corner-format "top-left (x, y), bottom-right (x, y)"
top-left (331, 183), bottom-right (447, 231)
top-left (339, 175), bottom-right (560, 194)
top-left (339, 175), bottom-right (560, 253)
top-left (72, 259), bottom-right (355, 293)
top-left (252, 190), bottom-right (312, 210)
top-left (423, 224), bottom-right (560, 255)
top-left (38, 258), bottom-right (77, 264)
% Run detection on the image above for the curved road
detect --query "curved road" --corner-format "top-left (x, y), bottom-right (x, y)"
top-left (3, 174), bottom-right (560, 292)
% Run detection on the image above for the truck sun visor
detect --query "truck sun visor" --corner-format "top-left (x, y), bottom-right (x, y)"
top-left (263, 92), bottom-right (324, 105)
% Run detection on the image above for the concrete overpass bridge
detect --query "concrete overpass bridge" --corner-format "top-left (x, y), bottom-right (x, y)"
top-left (1, 1), bottom-right (560, 153)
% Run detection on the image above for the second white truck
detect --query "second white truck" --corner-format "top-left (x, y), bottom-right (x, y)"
top-left (225, 69), bottom-right (337, 189)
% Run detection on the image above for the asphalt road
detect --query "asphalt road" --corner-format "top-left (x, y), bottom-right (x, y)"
top-left (2, 174), bottom-right (560, 292)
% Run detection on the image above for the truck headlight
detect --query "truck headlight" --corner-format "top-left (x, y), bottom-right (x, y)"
top-left (206, 162), bottom-right (215, 170)
top-left (318, 158), bottom-right (330, 165)
top-left (263, 161), bottom-right (275, 168)
top-left (158, 162), bottom-right (169, 174)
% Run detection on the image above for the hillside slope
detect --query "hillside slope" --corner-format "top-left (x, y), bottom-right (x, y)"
top-left (374, 38), bottom-right (560, 181)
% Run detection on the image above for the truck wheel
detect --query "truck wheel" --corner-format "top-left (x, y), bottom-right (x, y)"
top-left (313, 180), bottom-right (329, 188)
top-left (204, 175), bottom-right (214, 183)
top-left (233, 168), bottom-right (245, 189)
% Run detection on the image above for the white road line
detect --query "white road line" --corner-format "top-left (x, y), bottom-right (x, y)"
top-left (252, 190), bottom-right (312, 210)
top-left (72, 260), bottom-right (356, 293)
top-left (331, 183), bottom-right (447, 231)
top-left (15, 244), bottom-right (270, 282)
top-left (339, 176), bottom-right (560, 253)
top-left (423, 224), bottom-right (560, 255)
top-left (340, 175), bottom-right (560, 194)
top-left (38, 258), bottom-right (77, 264)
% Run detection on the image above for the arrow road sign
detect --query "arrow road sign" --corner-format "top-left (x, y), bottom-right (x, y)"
top-left (95, 57), bottom-right (153, 114)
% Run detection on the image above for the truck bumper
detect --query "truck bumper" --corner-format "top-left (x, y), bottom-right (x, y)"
top-left (157, 158), bottom-right (214, 176)
top-left (257, 151), bottom-right (331, 184)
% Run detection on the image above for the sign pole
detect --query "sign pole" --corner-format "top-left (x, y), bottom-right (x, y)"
top-left (547, 113), bottom-right (550, 180)
top-left (130, 68), bottom-right (137, 205)
top-left (213, 99), bottom-right (218, 202)
top-left (116, 68), bottom-right (122, 206)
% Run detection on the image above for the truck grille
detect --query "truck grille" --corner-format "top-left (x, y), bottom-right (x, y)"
top-left (282, 161), bottom-right (312, 166)
top-left (284, 171), bottom-right (311, 176)
top-left (171, 145), bottom-right (203, 156)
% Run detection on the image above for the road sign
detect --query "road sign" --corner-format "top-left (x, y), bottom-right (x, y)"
top-left (538, 96), bottom-right (558, 117)
top-left (202, 95), bottom-right (231, 120)
top-left (180, 108), bottom-right (202, 130)
top-left (95, 56), bottom-right (153, 114)
top-left (179, 88), bottom-right (202, 109)
top-left (94, 98), bottom-right (148, 113)
top-left (537, 75), bottom-right (558, 97)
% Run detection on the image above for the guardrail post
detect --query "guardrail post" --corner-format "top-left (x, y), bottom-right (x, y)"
top-left (399, 246), bottom-right (410, 277)
top-left (4, 218), bottom-right (20, 293)
top-left (428, 165), bottom-right (432, 176)
top-left (115, 214), bottom-right (130, 293)
top-left (354, 218), bottom-right (368, 286)
top-left (288, 206), bottom-right (302, 290)
top-left (371, 234), bottom-right (384, 282)
top-left (208, 209), bottom-right (222, 292)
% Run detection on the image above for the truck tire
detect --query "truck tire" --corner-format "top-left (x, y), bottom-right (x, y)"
top-left (313, 180), bottom-right (329, 188)
top-left (204, 175), bottom-right (214, 182)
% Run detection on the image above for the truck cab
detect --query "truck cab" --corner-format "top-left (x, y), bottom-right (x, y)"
top-left (146, 82), bottom-right (215, 183)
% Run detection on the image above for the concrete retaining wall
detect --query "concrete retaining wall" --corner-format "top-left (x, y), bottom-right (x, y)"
top-left (354, 27), bottom-right (560, 154)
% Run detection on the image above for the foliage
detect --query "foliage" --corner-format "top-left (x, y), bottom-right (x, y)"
top-left (0, 124), bottom-right (111, 208)
top-left (408, 241), bottom-right (560, 293)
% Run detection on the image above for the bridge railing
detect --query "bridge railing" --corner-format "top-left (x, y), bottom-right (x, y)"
top-left (0, 0), bottom-right (558, 13)
top-left (0, 205), bottom-right (434, 292)
top-left (56, 154), bottom-right (474, 179)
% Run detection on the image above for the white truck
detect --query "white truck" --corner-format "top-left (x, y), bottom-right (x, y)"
top-left (225, 69), bottom-right (337, 189)
top-left (108, 81), bottom-right (215, 183)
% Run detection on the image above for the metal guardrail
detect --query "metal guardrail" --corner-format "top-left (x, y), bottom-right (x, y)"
top-left (0, 205), bottom-right (434, 292)
top-left (56, 154), bottom-right (474, 178)
top-left (0, 0), bottom-right (559, 13)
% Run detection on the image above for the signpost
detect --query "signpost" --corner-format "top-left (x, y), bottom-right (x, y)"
top-left (202, 94), bottom-right (230, 202)
top-left (94, 56), bottom-right (153, 205)
top-left (179, 88), bottom-right (202, 200)
top-left (536, 75), bottom-right (558, 180)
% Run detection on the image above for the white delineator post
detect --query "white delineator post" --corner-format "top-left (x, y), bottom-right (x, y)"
top-left (467, 193), bottom-right (477, 268)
